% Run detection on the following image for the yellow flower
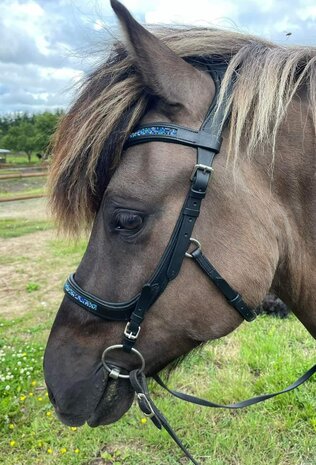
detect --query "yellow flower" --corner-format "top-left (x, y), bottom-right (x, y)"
top-left (20, 395), bottom-right (26, 401)
top-left (9, 424), bottom-right (14, 430)
top-left (38, 397), bottom-right (43, 401)
top-left (10, 440), bottom-right (16, 447)
top-left (140, 418), bottom-right (147, 424)
top-left (74, 448), bottom-right (80, 454)
top-left (47, 448), bottom-right (53, 454)
top-left (60, 447), bottom-right (67, 454)
top-left (46, 411), bottom-right (52, 417)
top-left (45, 392), bottom-right (49, 397)
top-left (31, 381), bottom-right (37, 386)
top-left (70, 426), bottom-right (77, 431)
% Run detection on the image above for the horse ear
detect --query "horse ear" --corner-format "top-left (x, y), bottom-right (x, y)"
top-left (110, 0), bottom-right (214, 112)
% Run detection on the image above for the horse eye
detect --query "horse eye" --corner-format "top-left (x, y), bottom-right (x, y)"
top-left (114, 211), bottom-right (143, 231)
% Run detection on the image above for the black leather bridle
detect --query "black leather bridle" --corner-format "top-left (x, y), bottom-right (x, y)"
top-left (63, 67), bottom-right (315, 465)
top-left (65, 67), bottom-right (256, 350)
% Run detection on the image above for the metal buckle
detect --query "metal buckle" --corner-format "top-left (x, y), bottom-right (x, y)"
top-left (137, 393), bottom-right (156, 418)
top-left (185, 237), bottom-right (201, 258)
top-left (124, 323), bottom-right (141, 340)
top-left (190, 163), bottom-right (213, 181)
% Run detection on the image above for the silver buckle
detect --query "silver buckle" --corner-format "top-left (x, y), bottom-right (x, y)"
top-left (137, 393), bottom-right (156, 418)
top-left (124, 322), bottom-right (141, 340)
top-left (190, 163), bottom-right (213, 181)
top-left (185, 237), bottom-right (202, 258)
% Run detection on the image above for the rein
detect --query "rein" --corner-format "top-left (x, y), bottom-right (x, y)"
top-left (63, 67), bottom-right (316, 464)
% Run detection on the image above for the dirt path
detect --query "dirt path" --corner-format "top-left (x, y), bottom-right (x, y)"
top-left (0, 198), bottom-right (76, 319)
top-left (0, 229), bottom-right (58, 317)
top-left (0, 197), bottom-right (48, 220)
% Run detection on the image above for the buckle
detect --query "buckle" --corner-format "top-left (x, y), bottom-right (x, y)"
top-left (185, 237), bottom-right (202, 258)
top-left (137, 393), bottom-right (156, 418)
top-left (124, 322), bottom-right (141, 340)
top-left (190, 163), bottom-right (213, 181)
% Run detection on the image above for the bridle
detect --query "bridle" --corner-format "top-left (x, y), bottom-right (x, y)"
top-left (63, 66), bottom-right (316, 465)
top-left (65, 66), bottom-right (256, 348)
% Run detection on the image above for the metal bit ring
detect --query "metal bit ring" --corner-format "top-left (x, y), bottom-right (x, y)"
top-left (101, 344), bottom-right (145, 379)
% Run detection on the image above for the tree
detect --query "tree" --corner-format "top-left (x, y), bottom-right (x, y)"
top-left (0, 111), bottom-right (63, 162)
top-left (1, 122), bottom-right (37, 162)
top-left (34, 112), bottom-right (61, 154)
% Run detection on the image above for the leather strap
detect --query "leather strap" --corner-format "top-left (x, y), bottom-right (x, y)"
top-left (127, 123), bottom-right (222, 153)
top-left (63, 68), bottom-right (258, 353)
top-left (128, 365), bottom-right (316, 465)
top-left (64, 273), bottom-right (139, 320)
top-left (130, 370), bottom-right (200, 465)
top-left (153, 364), bottom-right (316, 409)
top-left (192, 249), bottom-right (257, 322)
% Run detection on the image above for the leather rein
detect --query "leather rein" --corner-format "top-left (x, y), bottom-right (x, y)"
top-left (63, 67), bottom-right (316, 464)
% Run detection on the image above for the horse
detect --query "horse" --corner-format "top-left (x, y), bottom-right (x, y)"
top-left (44, 0), bottom-right (316, 455)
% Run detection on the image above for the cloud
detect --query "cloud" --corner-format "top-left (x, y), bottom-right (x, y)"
top-left (0, 61), bottom-right (83, 114)
top-left (1, 0), bottom-right (316, 114)
top-left (0, 0), bottom-right (106, 114)
top-left (144, 0), bottom-right (238, 25)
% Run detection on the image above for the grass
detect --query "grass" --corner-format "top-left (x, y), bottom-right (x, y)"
top-left (0, 188), bottom-right (45, 200)
top-left (0, 218), bottom-right (52, 238)
top-left (0, 176), bottom-right (46, 199)
top-left (0, 223), bottom-right (315, 465)
top-left (2, 153), bottom-right (42, 165)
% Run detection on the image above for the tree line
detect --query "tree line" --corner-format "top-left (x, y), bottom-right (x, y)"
top-left (0, 111), bottom-right (64, 162)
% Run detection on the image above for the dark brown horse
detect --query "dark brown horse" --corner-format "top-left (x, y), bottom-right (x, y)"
top-left (44, 0), bottom-right (316, 433)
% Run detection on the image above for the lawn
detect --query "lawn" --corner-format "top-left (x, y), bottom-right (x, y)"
top-left (0, 176), bottom-right (46, 201)
top-left (2, 153), bottom-right (43, 165)
top-left (0, 216), bottom-right (315, 465)
top-left (0, 218), bottom-right (52, 238)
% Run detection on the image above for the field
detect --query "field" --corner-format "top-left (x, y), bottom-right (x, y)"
top-left (0, 152), bottom-right (43, 165)
top-left (0, 198), bottom-right (315, 465)
top-left (0, 165), bottom-right (47, 201)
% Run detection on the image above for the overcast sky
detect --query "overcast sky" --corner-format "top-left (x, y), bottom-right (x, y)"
top-left (1, 0), bottom-right (316, 115)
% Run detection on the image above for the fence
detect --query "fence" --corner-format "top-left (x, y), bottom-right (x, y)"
top-left (0, 171), bottom-right (47, 203)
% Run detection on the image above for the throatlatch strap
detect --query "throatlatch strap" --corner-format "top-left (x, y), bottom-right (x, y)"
top-left (192, 249), bottom-right (257, 322)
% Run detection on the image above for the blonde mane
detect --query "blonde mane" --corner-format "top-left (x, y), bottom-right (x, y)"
top-left (49, 26), bottom-right (316, 234)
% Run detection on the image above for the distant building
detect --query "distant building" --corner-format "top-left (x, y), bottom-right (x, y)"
top-left (0, 148), bottom-right (11, 163)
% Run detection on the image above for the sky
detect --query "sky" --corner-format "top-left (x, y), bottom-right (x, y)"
top-left (1, 0), bottom-right (316, 115)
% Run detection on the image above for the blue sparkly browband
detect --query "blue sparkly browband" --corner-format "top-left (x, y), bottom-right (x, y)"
top-left (129, 126), bottom-right (177, 138)
top-left (125, 122), bottom-right (222, 153)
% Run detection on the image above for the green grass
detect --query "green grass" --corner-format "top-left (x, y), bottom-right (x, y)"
top-left (0, 218), bottom-right (52, 238)
top-left (0, 175), bottom-right (46, 201)
top-left (0, 169), bottom-right (28, 175)
top-left (3, 153), bottom-right (42, 165)
top-left (0, 227), bottom-right (315, 465)
top-left (0, 188), bottom-right (45, 199)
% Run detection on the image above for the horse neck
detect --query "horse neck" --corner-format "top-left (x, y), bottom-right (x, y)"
top-left (261, 96), bottom-right (316, 337)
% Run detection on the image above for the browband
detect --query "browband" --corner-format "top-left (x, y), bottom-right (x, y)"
top-left (126, 123), bottom-right (222, 153)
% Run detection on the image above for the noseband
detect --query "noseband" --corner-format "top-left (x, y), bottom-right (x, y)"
top-left (63, 67), bottom-right (315, 465)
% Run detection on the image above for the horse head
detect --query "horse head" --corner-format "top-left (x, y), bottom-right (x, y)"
top-left (44, 0), bottom-right (316, 429)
